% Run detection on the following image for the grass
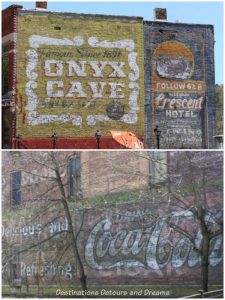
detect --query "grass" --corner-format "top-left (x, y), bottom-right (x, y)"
top-left (2, 285), bottom-right (223, 298)
top-left (173, 178), bottom-right (223, 196)
top-left (3, 179), bottom-right (222, 219)
top-left (71, 177), bottom-right (223, 211)
top-left (75, 188), bottom-right (152, 208)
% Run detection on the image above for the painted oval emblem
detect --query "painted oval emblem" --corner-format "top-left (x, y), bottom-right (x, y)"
top-left (153, 41), bottom-right (194, 80)
top-left (156, 56), bottom-right (193, 79)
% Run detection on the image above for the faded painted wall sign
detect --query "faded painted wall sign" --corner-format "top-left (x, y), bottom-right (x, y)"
top-left (2, 217), bottom-right (68, 244)
top-left (154, 41), bottom-right (194, 80)
top-left (16, 14), bottom-right (144, 138)
top-left (154, 92), bottom-right (204, 145)
top-left (84, 210), bottom-right (222, 270)
top-left (78, 203), bottom-right (222, 284)
top-left (151, 40), bottom-right (206, 148)
top-left (21, 251), bottom-right (73, 280)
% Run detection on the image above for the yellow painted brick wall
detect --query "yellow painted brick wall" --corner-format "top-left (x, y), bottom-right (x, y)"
top-left (16, 13), bottom-right (144, 138)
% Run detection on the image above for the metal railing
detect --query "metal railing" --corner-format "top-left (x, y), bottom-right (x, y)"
top-left (181, 289), bottom-right (223, 298)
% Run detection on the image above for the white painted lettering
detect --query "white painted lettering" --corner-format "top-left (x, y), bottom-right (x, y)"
top-left (109, 83), bottom-right (125, 99)
top-left (67, 61), bottom-right (87, 77)
top-left (45, 60), bottom-right (63, 77)
top-left (88, 82), bottom-right (106, 98)
top-left (47, 81), bottom-right (64, 97)
top-left (108, 62), bottom-right (126, 77)
top-left (65, 81), bottom-right (87, 98)
top-left (89, 61), bottom-right (108, 77)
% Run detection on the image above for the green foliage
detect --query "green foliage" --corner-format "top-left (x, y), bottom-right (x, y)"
top-left (2, 285), bottom-right (223, 298)
top-left (174, 178), bottom-right (223, 196)
top-left (215, 84), bottom-right (223, 135)
top-left (71, 188), bottom-right (151, 209)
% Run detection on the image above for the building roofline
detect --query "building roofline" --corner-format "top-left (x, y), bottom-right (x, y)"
top-left (16, 7), bottom-right (143, 22)
top-left (2, 4), bottom-right (23, 13)
top-left (2, 4), bottom-right (214, 28)
top-left (144, 20), bottom-right (214, 29)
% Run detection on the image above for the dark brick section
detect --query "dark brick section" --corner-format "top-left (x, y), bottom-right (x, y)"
top-left (2, 5), bottom-right (21, 148)
top-left (2, 5), bottom-right (22, 36)
top-left (144, 21), bottom-right (216, 149)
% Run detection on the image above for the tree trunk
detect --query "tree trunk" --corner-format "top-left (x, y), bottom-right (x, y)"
top-left (51, 153), bottom-right (88, 292)
top-left (62, 198), bottom-right (88, 292)
top-left (201, 234), bottom-right (209, 292)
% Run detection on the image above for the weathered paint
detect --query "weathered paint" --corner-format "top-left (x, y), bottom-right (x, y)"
top-left (152, 41), bottom-right (205, 148)
top-left (84, 211), bottom-right (222, 270)
top-left (144, 23), bottom-right (216, 149)
top-left (21, 259), bottom-right (73, 280)
top-left (16, 12), bottom-right (145, 139)
top-left (2, 151), bottom-right (223, 286)
top-left (2, 200), bottom-right (222, 285)
top-left (2, 6), bottom-right (217, 149)
top-left (78, 201), bottom-right (223, 285)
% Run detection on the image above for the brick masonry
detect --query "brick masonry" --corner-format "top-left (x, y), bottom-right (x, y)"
top-left (78, 198), bottom-right (222, 286)
top-left (77, 151), bottom-right (223, 285)
top-left (2, 151), bottom-right (149, 209)
top-left (16, 11), bottom-right (145, 142)
top-left (2, 5), bottom-right (22, 148)
top-left (2, 151), bottom-right (223, 287)
top-left (1, 151), bottom-right (149, 286)
top-left (2, 6), bottom-right (217, 149)
top-left (144, 21), bottom-right (216, 149)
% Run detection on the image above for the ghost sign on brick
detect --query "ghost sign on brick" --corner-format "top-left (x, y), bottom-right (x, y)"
top-left (151, 40), bottom-right (206, 148)
top-left (16, 14), bottom-right (144, 138)
top-left (78, 202), bottom-right (222, 285)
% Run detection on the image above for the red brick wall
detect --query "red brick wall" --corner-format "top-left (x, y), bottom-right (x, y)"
top-left (2, 151), bottom-right (149, 208)
top-left (13, 136), bottom-right (139, 149)
top-left (78, 200), bottom-right (223, 286)
top-left (2, 5), bottom-right (21, 93)
top-left (2, 151), bottom-right (223, 286)
top-left (2, 5), bottom-right (21, 36)
top-left (2, 5), bottom-right (22, 148)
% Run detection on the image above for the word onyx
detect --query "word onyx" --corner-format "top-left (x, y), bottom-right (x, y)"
top-left (44, 60), bottom-right (127, 99)
top-left (44, 60), bottom-right (127, 78)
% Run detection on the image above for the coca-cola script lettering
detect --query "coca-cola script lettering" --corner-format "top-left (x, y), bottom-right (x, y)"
top-left (84, 210), bottom-right (222, 270)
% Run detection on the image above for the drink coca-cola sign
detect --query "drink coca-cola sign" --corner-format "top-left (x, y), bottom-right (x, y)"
top-left (79, 204), bottom-right (222, 280)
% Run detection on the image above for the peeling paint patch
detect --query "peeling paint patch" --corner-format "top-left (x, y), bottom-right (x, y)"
top-left (156, 56), bottom-right (193, 80)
